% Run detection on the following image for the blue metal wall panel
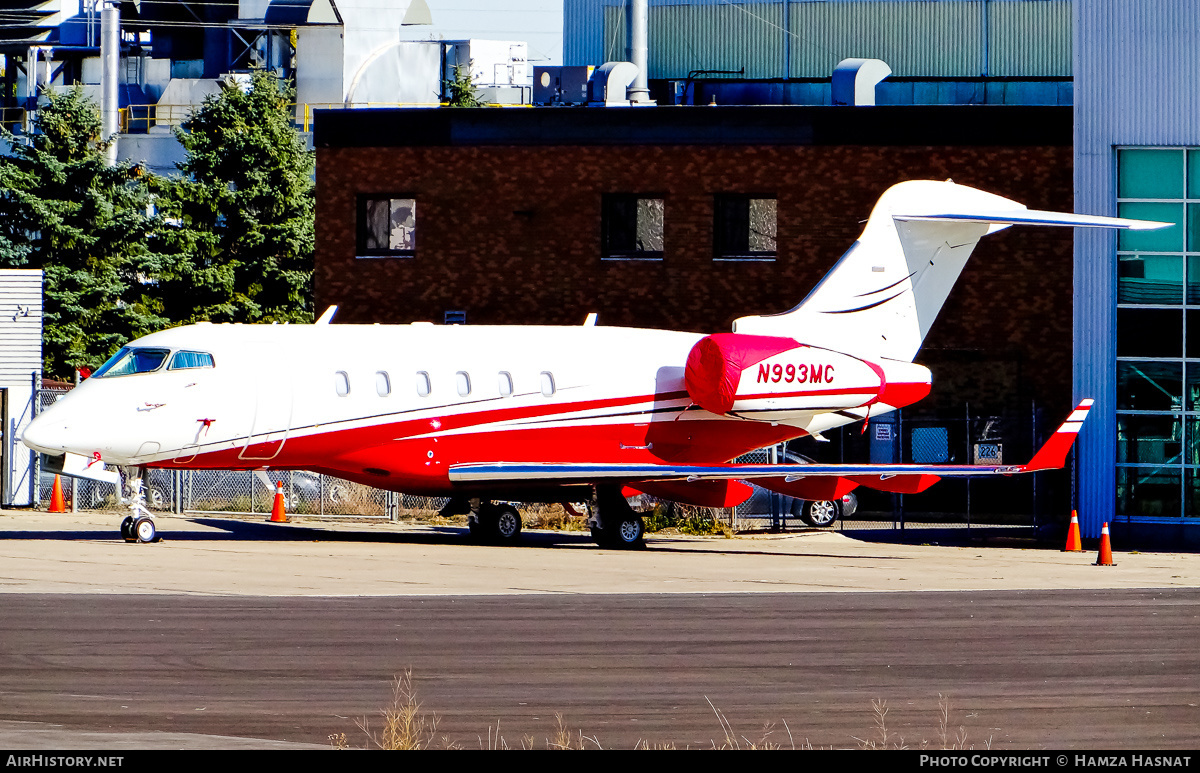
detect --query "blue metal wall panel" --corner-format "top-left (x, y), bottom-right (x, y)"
top-left (567, 0), bottom-right (1071, 78)
top-left (1074, 0), bottom-right (1200, 537)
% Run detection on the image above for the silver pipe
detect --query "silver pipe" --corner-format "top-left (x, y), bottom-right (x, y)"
top-left (626, 0), bottom-right (649, 103)
top-left (100, 2), bottom-right (119, 165)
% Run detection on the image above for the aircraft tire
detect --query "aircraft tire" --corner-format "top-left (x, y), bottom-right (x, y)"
top-left (120, 516), bottom-right (136, 542)
top-left (593, 515), bottom-right (644, 549)
top-left (133, 517), bottom-right (158, 544)
top-left (801, 499), bottom-right (842, 528)
top-left (491, 504), bottom-right (522, 542)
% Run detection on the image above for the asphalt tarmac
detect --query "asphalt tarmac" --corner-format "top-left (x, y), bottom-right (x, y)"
top-left (1, 512), bottom-right (1199, 750)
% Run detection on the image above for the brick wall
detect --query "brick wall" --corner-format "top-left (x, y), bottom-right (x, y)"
top-left (315, 143), bottom-right (1073, 414)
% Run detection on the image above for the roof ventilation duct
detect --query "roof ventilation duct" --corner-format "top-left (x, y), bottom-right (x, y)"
top-left (589, 61), bottom-right (637, 106)
top-left (832, 58), bottom-right (891, 106)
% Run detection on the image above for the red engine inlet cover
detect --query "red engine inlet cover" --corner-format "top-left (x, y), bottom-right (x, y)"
top-left (684, 333), bottom-right (800, 415)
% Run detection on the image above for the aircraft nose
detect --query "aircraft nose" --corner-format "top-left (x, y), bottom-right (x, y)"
top-left (20, 412), bottom-right (69, 455)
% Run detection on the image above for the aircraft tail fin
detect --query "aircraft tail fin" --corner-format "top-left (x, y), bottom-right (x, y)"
top-left (732, 180), bottom-right (1165, 362)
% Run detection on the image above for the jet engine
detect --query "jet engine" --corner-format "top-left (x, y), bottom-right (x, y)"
top-left (683, 333), bottom-right (930, 420)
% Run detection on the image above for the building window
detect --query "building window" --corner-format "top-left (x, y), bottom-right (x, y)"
top-left (358, 197), bottom-right (416, 258)
top-left (1114, 147), bottom-right (1199, 519)
top-left (714, 195), bottom-right (777, 260)
top-left (602, 195), bottom-right (663, 260)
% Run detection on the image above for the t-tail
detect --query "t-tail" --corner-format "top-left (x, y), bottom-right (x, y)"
top-left (732, 179), bottom-right (1168, 363)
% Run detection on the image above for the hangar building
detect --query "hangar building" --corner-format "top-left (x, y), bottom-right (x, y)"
top-left (1074, 0), bottom-right (1200, 541)
top-left (313, 103), bottom-right (1075, 518)
top-left (0, 270), bottom-right (43, 508)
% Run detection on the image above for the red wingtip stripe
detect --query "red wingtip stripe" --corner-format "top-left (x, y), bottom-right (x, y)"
top-left (1024, 399), bottom-right (1094, 472)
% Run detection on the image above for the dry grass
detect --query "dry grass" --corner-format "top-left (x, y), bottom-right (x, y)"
top-left (706, 696), bottom-right (793, 749)
top-left (336, 674), bottom-right (987, 750)
top-left (521, 504), bottom-right (589, 532)
top-left (353, 669), bottom-right (456, 750)
top-left (851, 694), bottom-right (991, 751)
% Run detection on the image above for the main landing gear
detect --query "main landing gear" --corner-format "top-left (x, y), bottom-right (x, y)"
top-left (453, 498), bottom-right (524, 544)
top-left (445, 490), bottom-right (646, 549)
top-left (587, 486), bottom-right (645, 549)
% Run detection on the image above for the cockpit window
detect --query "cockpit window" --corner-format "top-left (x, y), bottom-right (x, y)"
top-left (168, 351), bottom-right (216, 370)
top-left (93, 347), bottom-right (171, 378)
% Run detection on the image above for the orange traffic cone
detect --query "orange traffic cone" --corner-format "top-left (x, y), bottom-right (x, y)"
top-left (48, 474), bottom-right (66, 513)
top-left (269, 481), bottom-right (288, 523)
top-left (1095, 521), bottom-right (1114, 566)
top-left (1064, 509), bottom-right (1083, 552)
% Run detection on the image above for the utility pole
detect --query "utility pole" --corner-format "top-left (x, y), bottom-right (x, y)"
top-left (100, 0), bottom-right (119, 165)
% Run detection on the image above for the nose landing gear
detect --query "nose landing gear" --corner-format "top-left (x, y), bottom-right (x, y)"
top-left (121, 474), bottom-right (160, 544)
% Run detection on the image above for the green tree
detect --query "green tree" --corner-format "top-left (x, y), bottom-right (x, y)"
top-left (0, 87), bottom-right (169, 378)
top-left (443, 63), bottom-right (485, 108)
top-left (160, 70), bottom-right (314, 324)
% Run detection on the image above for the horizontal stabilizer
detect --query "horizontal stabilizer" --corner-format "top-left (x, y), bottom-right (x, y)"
top-left (895, 210), bottom-right (1169, 231)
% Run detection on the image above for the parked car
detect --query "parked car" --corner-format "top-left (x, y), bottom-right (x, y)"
top-left (736, 450), bottom-right (858, 527)
top-left (739, 485), bottom-right (857, 527)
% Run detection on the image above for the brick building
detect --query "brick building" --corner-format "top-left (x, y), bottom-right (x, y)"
top-left (314, 105), bottom-right (1072, 421)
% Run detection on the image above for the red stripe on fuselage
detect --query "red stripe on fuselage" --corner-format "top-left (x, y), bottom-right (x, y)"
top-left (156, 409), bottom-right (800, 496)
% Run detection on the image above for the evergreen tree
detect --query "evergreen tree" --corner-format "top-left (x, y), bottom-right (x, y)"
top-left (444, 63), bottom-right (485, 108)
top-left (160, 70), bottom-right (314, 324)
top-left (0, 87), bottom-right (168, 379)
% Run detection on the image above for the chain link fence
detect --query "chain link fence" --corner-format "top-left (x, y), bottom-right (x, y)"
top-left (38, 465), bottom-right (450, 520)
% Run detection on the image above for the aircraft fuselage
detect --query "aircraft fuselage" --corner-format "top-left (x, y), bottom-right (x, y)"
top-left (23, 321), bottom-right (927, 497)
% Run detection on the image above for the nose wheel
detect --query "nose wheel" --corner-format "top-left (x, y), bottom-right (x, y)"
top-left (121, 515), bottom-right (159, 543)
top-left (133, 516), bottom-right (159, 543)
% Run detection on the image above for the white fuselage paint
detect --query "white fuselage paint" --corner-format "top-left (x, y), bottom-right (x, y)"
top-left (22, 321), bottom-right (914, 494)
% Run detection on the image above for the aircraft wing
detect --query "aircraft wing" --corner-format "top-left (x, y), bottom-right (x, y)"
top-left (449, 400), bottom-right (1093, 490)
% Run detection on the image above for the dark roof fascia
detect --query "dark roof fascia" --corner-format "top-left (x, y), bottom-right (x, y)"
top-left (314, 105), bottom-right (1072, 150)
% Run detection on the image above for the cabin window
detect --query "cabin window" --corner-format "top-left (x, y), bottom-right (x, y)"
top-left (456, 371), bottom-right (471, 397)
top-left (540, 371), bottom-right (556, 397)
top-left (167, 351), bottom-right (216, 370)
top-left (602, 195), bottom-right (663, 260)
top-left (416, 371), bottom-right (431, 397)
top-left (357, 196), bottom-right (416, 258)
top-left (498, 371), bottom-right (513, 396)
top-left (334, 371), bottom-right (350, 396)
top-left (93, 347), bottom-right (170, 378)
top-left (376, 371), bottom-right (391, 396)
top-left (714, 195), bottom-right (777, 260)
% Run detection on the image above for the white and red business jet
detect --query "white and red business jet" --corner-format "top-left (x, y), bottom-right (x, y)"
top-left (22, 180), bottom-right (1165, 546)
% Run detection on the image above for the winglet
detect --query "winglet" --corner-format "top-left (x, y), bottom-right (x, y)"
top-left (1023, 399), bottom-right (1094, 472)
top-left (315, 306), bottom-right (338, 325)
